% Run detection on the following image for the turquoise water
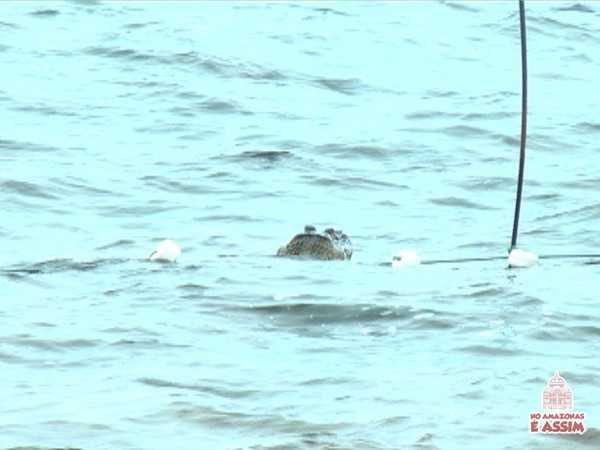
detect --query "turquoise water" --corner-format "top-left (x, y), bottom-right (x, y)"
top-left (1, 1), bottom-right (600, 449)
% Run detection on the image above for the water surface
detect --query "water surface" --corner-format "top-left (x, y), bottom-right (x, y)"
top-left (1, 2), bottom-right (600, 449)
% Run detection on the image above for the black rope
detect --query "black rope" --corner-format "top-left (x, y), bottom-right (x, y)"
top-left (421, 254), bottom-right (600, 266)
top-left (422, 256), bottom-right (506, 265)
top-left (537, 254), bottom-right (600, 260)
top-left (510, 0), bottom-right (528, 251)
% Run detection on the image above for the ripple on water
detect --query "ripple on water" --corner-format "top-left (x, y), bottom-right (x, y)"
top-left (99, 204), bottom-right (183, 217)
top-left (1, 337), bottom-right (100, 352)
top-left (530, 324), bottom-right (600, 342)
top-left (314, 143), bottom-right (397, 159)
top-left (0, 21), bottom-right (19, 29)
top-left (575, 121), bottom-right (600, 133)
top-left (429, 196), bottom-right (497, 210)
top-left (442, 2), bottom-right (481, 13)
top-left (1, 180), bottom-right (57, 200)
top-left (95, 239), bottom-right (136, 251)
top-left (110, 339), bottom-right (190, 349)
top-left (194, 214), bottom-right (262, 223)
top-left (536, 203), bottom-right (600, 223)
top-left (549, 427), bottom-right (600, 447)
top-left (457, 345), bottom-right (526, 357)
top-left (305, 175), bottom-right (408, 191)
top-left (239, 302), bottom-right (460, 332)
top-left (313, 77), bottom-right (366, 96)
top-left (29, 9), bottom-right (60, 17)
top-left (0, 139), bottom-right (60, 154)
top-left (462, 111), bottom-right (516, 120)
top-left (405, 110), bottom-right (461, 120)
top-left (2, 258), bottom-right (127, 276)
top-left (197, 99), bottom-right (251, 115)
top-left (532, 15), bottom-right (588, 32)
top-left (442, 124), bottom-right (491, 138)
top-left (225, 150), bottom-right (294, 163)
top-left (84, 46), bottom-right (287, 82)
top-left (123, 21), bottom-right (160, 29)
top-left (11, 102), bottom-right (78, 118)
top-left (84, 46), bottom-right (164, 64)
top-left (554, 3), bottom-right (596, 14)
top-left (244, 302), bottom-right (406, 323)
top-left (2, 447), bottom-right (84, 450)
top-left (138, 377), bottom-right (260, 399)
top-left (140, 175), bottom-right (220, 194)
top-left (455, 176), bottom-right (513, 192)
top-left (0, 350), bottom-right (30, 364)
top-left (172, 403), bottom-right (348, 433)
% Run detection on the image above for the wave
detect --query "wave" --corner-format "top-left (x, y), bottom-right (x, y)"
top-left (84, 46), bottom-right (288, 82)
top-left (429, 196), bottom-right (497, 210)
top-left (1, 258), bottom-right (128, 276)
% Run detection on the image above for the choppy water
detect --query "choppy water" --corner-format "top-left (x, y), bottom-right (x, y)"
top-left (1, 1), bottom-right (600, 449)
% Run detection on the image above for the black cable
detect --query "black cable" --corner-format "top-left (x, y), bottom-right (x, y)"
top-left (510, 0), bottom-right (528, 251)
top-left (421, 254), bottom-right (600, 266)
top-left (422, 256), bottom-right (507, 265)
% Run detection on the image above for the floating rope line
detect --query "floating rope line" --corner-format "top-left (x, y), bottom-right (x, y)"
top-left (420, 254), bottom-right (600, 266)
top-left (537, 254), bottom-right (600, 260)
top-left (510, 0), bottom-right (528, 251)
top-left (421, 256), bottom-right (508, 265)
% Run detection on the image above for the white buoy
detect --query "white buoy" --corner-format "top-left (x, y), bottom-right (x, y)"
top-left (149, 239), bottom-right (181, 262)
top-left (392, 250), bottom-right (421, 268)
top-left (507, 248), bottom-right (538, 268)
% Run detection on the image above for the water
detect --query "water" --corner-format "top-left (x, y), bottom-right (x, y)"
top-left (1, 1), bottom-right (600, 449)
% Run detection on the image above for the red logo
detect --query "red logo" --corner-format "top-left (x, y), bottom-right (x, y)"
top-left (529, 372), bottom-right (585, 434)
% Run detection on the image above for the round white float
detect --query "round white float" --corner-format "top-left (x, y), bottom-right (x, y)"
top-left (507, 248), bottom-right (538, 268)
top-left (149, 239), bottom-right (182, 262)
